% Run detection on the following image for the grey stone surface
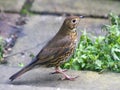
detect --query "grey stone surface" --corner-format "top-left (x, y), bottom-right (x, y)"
top-left (0, 13), bottom-right (20, 38)
top-left (0, 0), bottom-right (25, 12)
top-left (0, 85), bottom-right (68, 90)
top-left (7, 15), bottom-right (64, 66)
top-left (31, 0), bottom-right (120, 16)
top-left (6, 15), bottom-right (108, 66)
top-left (78, 18), bottom-right (109, 36)
top-left (0, 65), bottom-right (120, 90)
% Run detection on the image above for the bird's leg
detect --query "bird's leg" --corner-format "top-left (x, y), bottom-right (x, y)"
top-left (55, 67), bottom-right (78, 80)
top-left (51, 67), bottom-right (68, 74)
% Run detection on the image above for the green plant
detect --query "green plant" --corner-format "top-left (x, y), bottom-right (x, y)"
top-left (18, 63), bottom-right (24, 67)
top-left (20, 0), bottom-right (34, 16)
top-left (0, 37), bottom-right (4, 63)
top-left (61, 13), bottom-right (120, 72)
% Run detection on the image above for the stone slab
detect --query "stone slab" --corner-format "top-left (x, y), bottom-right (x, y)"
top-left (0, 13), bottom-right (20, 38)
top-left (0, 85), bottom-right (69, 90)
top-left (0, 65), bottom-right (120, 90)
top-left (0, 0), bottom-right (25, 12)
top-left (0, 13), bottom-right (23, 55)
top-left (31, 0), bottom-right (120, 16)
top-left (6, 15), bottom-right (108, 66)
top-left (7, 15), bottom-right (64, 66)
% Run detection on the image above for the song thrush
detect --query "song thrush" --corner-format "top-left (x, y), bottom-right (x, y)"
top-left (9, 16), bottom-right (81, 81)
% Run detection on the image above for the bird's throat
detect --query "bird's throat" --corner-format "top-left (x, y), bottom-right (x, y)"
top-left (71, 28), bottom-right (76, 32)
top-left (59, 26), bottom-right (77, 35)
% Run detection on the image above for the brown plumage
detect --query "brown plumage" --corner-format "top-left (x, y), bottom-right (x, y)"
top-left (9, 16), bottom-right (81, 81)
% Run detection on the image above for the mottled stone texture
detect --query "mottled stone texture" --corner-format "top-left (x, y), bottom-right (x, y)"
top-left (0, 0), bottom-right (25, 12)
top-left (1, 65), bottom-right (120, 90)
top-left (31, 0), bottom-right (120, 16)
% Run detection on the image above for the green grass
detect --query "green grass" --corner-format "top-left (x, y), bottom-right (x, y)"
top-left (61, 13), bottom-right (120, 73)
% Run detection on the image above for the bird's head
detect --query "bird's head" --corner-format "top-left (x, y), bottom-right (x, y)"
top-left (62, 16), bottom-right (81, 31)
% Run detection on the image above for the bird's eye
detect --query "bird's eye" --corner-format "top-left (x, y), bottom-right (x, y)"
top-left (71, 19), bottom-right (76, 23)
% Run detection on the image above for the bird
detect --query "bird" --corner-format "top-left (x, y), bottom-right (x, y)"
top-left (9, 16), bottom-right (81, 81)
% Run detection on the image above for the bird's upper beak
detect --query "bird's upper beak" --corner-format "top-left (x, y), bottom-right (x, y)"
top-left (79, 16), bottom-right (84, 18)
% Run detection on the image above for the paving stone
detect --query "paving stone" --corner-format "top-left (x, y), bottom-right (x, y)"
top-left (0, 85), bottom-right (69, 90)
top-left (7, 15), bottom-right (64, 66)
top-left (31, 0), bottom-right (120, 16)
top-left (0, 0), bottom-right (25, 12)
top-left (0, 13), bottom-right (20, 38)
top-left (79, 18), bottom-right (109, 36)
top-left (0, 65), bottom-right (120, 90)
top-left (6, 15), bottom-right (108, 66)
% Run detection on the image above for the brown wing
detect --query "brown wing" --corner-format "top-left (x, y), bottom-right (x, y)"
top-left (30, 35), bottom-right (74, 66)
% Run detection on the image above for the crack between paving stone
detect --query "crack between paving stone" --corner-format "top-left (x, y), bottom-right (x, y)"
top-left (1, 0), bottom-right (120, 19)
top-left (3, 11), bottom-right (111, 19)
top-left (30, 11), bottom-right (109, 19)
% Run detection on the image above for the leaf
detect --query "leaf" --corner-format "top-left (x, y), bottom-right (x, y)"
top-left (95, 60), bottom-right (102, 67)
top-left (72, 63), bottom-right (80, 70)
top-left (18, 63), bottom-right (24, 67)
top-left (111, 45), bottom-right (120, 61)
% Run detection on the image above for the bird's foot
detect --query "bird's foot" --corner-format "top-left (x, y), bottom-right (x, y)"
top-left (54, 67), bottom-right (78, 80)
top-left (51, 69), bottom-right (68, 74)
top-left (61, 75), bottom-right (79, 81)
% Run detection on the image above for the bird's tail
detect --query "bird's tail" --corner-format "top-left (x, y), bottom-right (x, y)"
top-left (9, 64), bottom-right (34, 81)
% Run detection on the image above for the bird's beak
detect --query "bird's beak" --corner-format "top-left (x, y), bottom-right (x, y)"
top-left (79, 16), bottom-right (84, 18)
